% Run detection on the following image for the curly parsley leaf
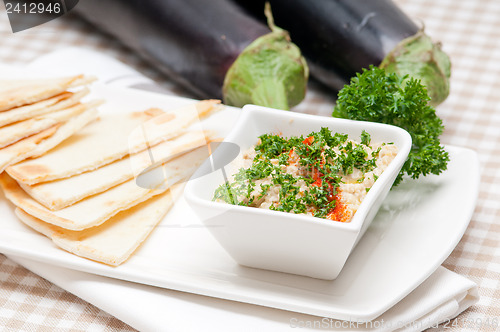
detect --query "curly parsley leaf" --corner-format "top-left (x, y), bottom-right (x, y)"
top-left (332, 66), bottom-right (449, 185)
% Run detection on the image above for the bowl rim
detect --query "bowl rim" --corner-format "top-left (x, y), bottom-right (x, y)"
top-left (184, 104), bottom-right (412, 233)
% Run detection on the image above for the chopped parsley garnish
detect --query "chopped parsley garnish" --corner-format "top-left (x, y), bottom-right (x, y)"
top-left (213, 129), bottom-right (383, 221)
top-left (332, 65), bottom-right (449, 185)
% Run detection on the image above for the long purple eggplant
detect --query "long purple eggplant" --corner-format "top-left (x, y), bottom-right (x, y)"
top-left (74, 0), bottom-right (308, 110)
top-left (234, 0), bottom-right (451, 106)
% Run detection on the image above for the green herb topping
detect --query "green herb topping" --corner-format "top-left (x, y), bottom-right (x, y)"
top-left (213, 129), bottom-right (390, 222)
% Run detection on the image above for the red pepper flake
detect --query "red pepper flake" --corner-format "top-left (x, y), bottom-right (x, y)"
top-left (326, 191), bottom-right (352, 222)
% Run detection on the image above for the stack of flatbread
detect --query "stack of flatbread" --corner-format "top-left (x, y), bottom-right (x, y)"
top-left (0, 78), bottom-right (220, 266)
top-left (0, 74), bottom-right (101, 172)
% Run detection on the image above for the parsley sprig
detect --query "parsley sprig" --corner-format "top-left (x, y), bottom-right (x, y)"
top-left (332, 66), bottom-right (449, 185)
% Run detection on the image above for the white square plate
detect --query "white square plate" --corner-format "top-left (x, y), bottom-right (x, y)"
top-left (0, 82), bottom-right (480, 322)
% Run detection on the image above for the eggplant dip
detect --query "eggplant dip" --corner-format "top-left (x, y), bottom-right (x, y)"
top-left (213, 128), bottom-right (397, 222)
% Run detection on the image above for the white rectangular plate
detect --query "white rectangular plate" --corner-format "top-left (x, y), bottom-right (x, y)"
top-left (0, 84), bottom-right (479, 322)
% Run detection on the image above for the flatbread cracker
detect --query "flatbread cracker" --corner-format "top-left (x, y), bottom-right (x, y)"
top-left (25, 102), bottom-right (100, 159)
top-left (14, 187), bottom-right (180, 266)
top-left (0, 105), bottom-right (98, 173)
top-left (21, 130), bottom-right (209, 210)
top-left (6, 109), bottom-right (162, 185)
top-left (0, 146), bottom-right (207, 230)
top-left (0, 118), bottom-right (59, 149)
top-left (7, 100), bottom-right (219, 185)
top-left (0, 88), bottom-right (88, 127)
top-left (0, 126), bottom-right (59, 173)
top-left (0, 101), bottom-right (89, 148)
top-left (128, 99), bottom-right (219, 154)
top-left (0, 75), bottom-right (94, 112)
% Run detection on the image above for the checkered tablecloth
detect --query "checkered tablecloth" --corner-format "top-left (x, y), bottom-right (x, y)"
top-left (0, 0), bottom-right (498, 331)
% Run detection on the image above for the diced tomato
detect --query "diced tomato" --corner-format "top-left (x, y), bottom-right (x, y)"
top-left (312, 178), bottom-right (322, 187)
top-left (302, 136), bottom-right (314, 145)
top-left (288, 148), bottom-right (298, 165)
top-left (311, 167), bottom-right (320, 180)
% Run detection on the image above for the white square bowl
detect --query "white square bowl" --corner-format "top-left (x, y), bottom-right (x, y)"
top-left (184, 105), bottom-right (411, 280)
